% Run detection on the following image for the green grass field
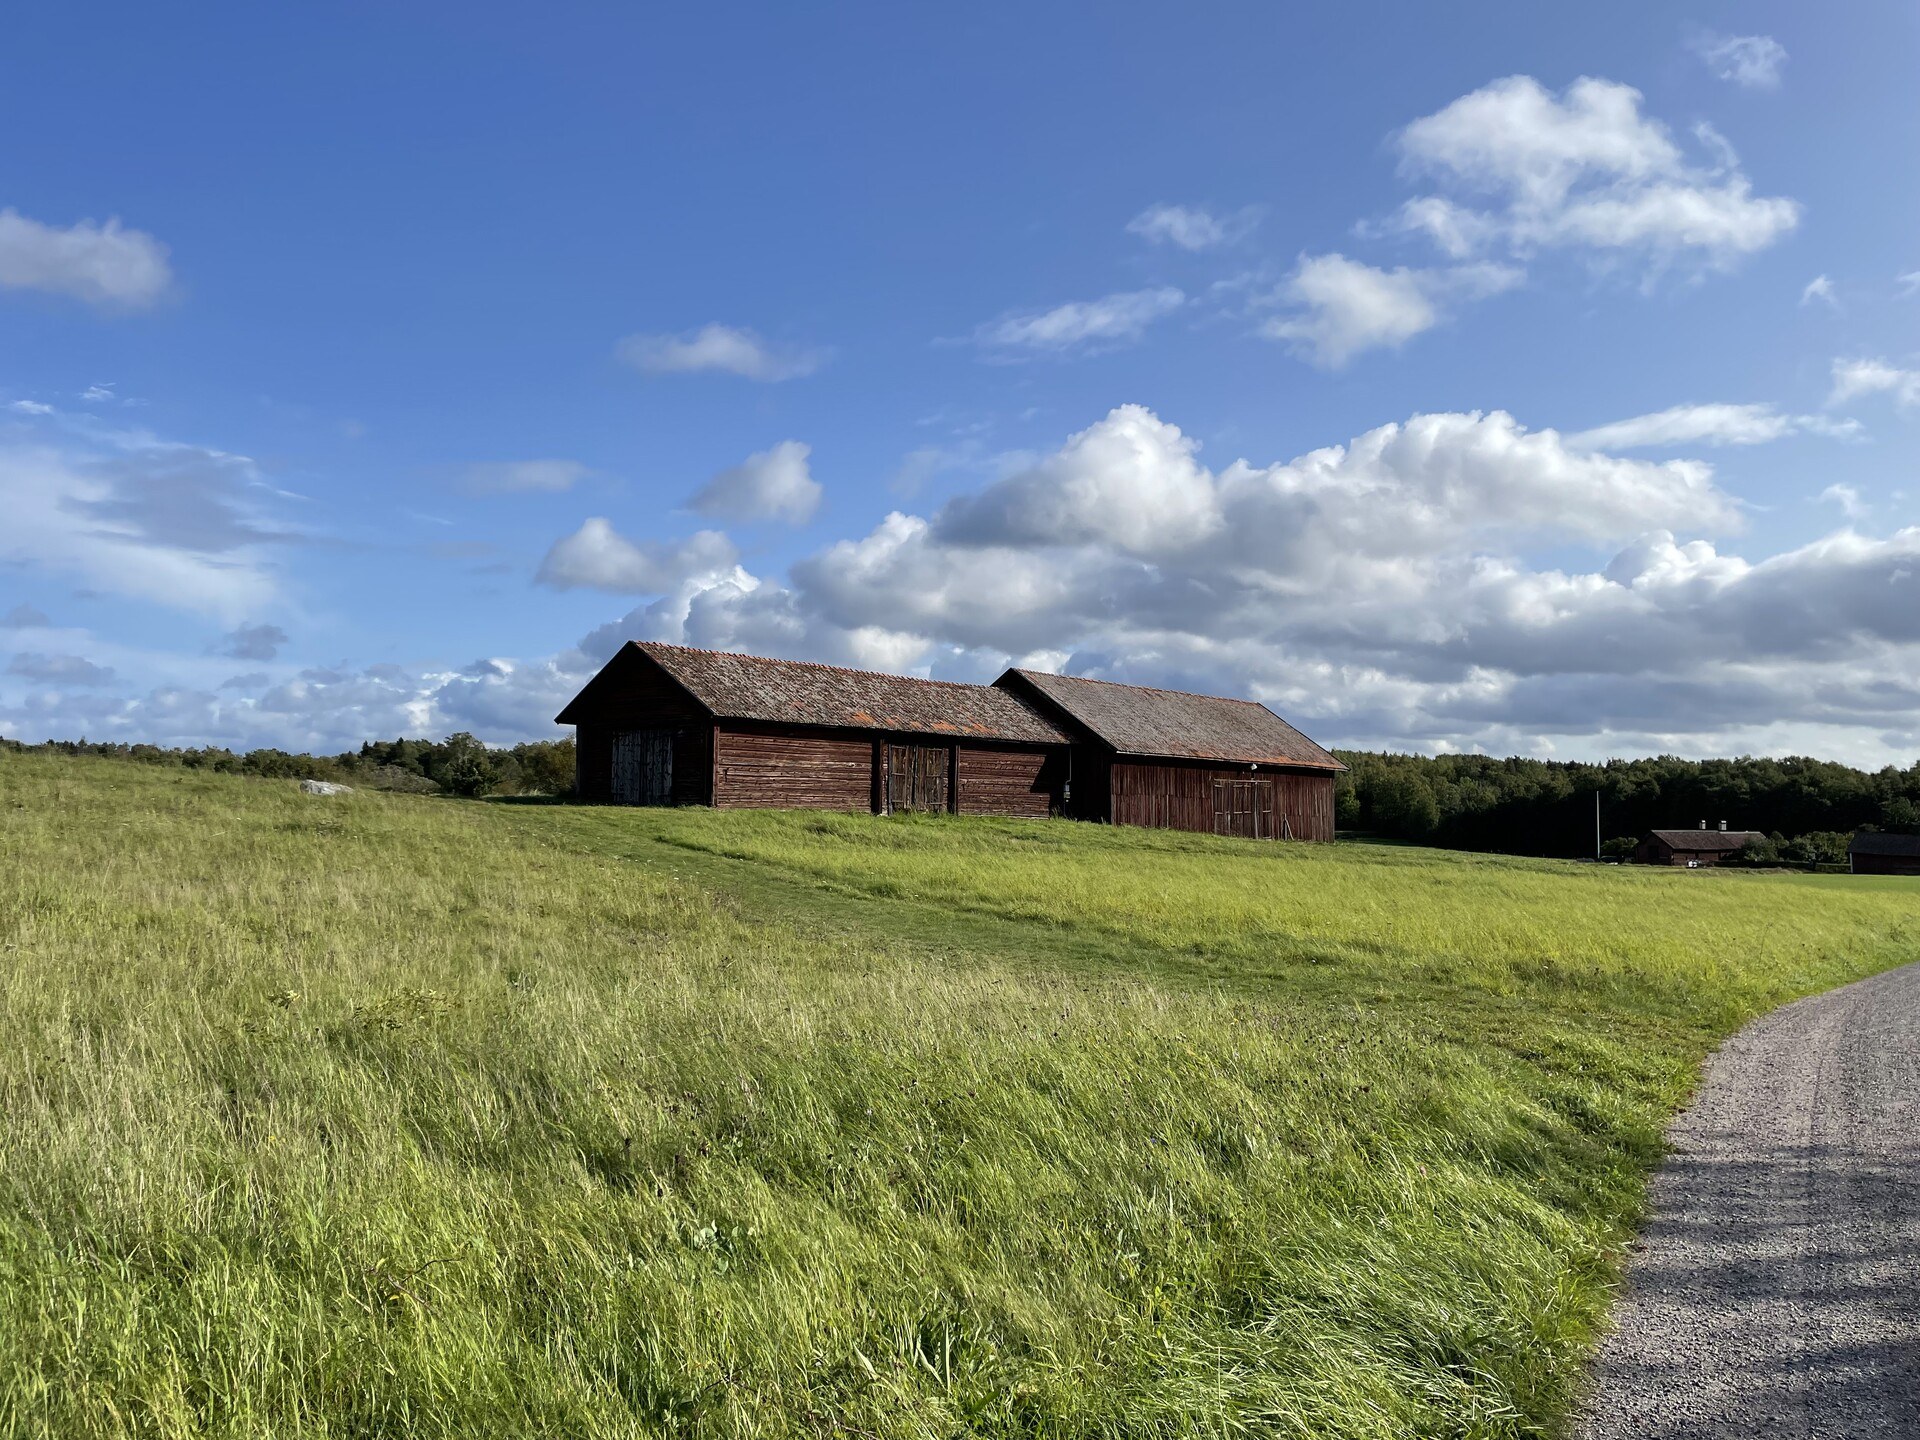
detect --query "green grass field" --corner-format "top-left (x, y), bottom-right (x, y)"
top-left (3, 754), bottom-right (1915, 1438)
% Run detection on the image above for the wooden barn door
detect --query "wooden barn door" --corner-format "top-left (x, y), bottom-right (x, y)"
top-left (611, 729), bottom-right (673, 805)
top-left (886, 743), bottom-right (951, 813)
top-left (1212, 779), bottom-right (1276, 838)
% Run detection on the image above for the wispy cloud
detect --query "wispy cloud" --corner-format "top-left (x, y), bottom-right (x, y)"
top-left (617, 324), bottom-right (826, 381)
top-left (0, 208), bottom-right (173, 309)
top-left (972, 287), bottom-right (1185, 357)
top-left (1568, 403), bottom-right (1859, 451)
top-left (1818, 484), bottom-right (1868, 520)
top-left (1800, 274), bottom-right (1836, 309)
top-left (460, 459), bottom-right (591, 493)
top-left (1829, 358), bottom-right (1920, 409)
top-left (6, 651), bottom-right (117, 686)
top-left (1125, 203), bottom-right (1257, 251)
top-left (1692, 33), bottom-right (1788, 90)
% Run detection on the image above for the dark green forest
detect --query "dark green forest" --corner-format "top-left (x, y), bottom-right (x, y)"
top-left (1335, 751), bottom-right (1920, 860)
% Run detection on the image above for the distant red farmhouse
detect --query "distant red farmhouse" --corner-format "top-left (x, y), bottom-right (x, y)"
top-left (1634, 825), bottom-right (1766, 867)
top-left (555, 642), bottom-right (1344, 840)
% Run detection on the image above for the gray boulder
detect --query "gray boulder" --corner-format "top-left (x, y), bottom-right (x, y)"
top-left (299, 779), bottom-right (354, 797)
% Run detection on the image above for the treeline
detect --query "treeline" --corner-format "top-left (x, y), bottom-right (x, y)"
top-left (1, 733), bottom-right (575, 799)
top-left (1334, 751), bottom-right (1920, 857)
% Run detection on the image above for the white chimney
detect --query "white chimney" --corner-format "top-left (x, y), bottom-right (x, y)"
top-left (1719, 820), bottom-right (1727, 831)
top-left (1699, 820), bottom-right (1707, 830)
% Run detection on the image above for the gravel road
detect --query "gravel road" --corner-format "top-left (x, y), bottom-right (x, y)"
top-left (1578, 960), bottom-right (1920, 1439)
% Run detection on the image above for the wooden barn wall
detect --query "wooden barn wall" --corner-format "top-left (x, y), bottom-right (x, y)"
top-left (1854, 853), bottom-right (1920, 876)
top-left (1108, 760), bottom-right (1335, 841)
top-left (713, 725), bottom-right (874, 811)
top-left (568, 653), bottom-right (714, 804)
top-left (955, 744), bottom-right (1062, 819)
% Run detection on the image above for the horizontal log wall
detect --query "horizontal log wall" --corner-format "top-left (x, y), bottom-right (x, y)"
top-left (955, 744), bottom-right (1061, 819)
top-left (713, 727), bottom-right (874, 811)
top-left (1109, 760), bottom-right (1336, 841)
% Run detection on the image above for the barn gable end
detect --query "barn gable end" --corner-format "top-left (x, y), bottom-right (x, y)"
top-left (994, 668), bottom-right (1344, 841)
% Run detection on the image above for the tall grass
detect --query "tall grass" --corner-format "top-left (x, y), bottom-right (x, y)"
top-left (1, 755), bottom-right (1913, 1438)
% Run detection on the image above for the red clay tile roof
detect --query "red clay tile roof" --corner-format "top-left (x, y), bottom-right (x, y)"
top-left (1647, 829), bottom-right (1767, 853)
top-left (1000, 669), bottom-right (1344, 770)
top-left (619, 642), bottom-right (1069, 744)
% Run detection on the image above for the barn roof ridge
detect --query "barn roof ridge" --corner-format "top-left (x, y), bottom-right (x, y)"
top-left (1001, 666), bottom-right (1344, 771)
top-left (631, 640), bottom-right (1018, 697)
top-left (1005, 666), bottom-right (1295, 712)
top-left (620, 641), bottom-right (1069, 744)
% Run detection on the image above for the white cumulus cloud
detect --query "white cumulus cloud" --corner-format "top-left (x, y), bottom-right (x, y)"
top-left (687, 440), bottom-right (821, 525)
top-left (1394, 76), bottom-right (1798, 267)
top-left (1260, 254), bottom-right (1520, 368)
top-left (535, 520), bottom-right (741, 594)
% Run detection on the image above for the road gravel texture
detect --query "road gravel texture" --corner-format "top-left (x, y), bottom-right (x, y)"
top-left (1579, 960), bottom-right (1920, 1439)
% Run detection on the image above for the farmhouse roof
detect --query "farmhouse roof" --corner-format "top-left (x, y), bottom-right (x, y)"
top-left (1647, 828), bottom-right (1767, 854)
top-left (998, 668), bottom-right (1344, 770)
top-left (564, 642), bottom-right (1069, 744)
top-left (1851, 832), bottom-right (1920, 858)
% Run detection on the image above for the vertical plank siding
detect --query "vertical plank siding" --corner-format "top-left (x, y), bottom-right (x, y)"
top-left (1109, 760), bottom-right (1335, 841)
top-left (569, 649), bottom-right (713, 804)
top-left (885, 743), bottom-right (953, 813)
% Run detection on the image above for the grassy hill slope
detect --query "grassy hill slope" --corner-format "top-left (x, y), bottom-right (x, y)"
top-left (2, 755), bottom-right (1915, 1438)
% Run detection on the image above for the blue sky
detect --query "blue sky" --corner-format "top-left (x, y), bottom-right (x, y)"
top-left (3, 2), bottom-right (1918, 764)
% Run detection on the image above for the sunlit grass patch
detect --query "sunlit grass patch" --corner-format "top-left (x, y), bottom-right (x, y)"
top-left (1, 754), bottom-right (1913, 1438)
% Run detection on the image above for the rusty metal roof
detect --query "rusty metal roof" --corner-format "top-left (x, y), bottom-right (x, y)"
top-left (1000, 669), bottom-right (1344, 770)
top-left (617, 642), bottom-right (1069, 744)
top-left (1646, 829), bottom-right (1767, 853)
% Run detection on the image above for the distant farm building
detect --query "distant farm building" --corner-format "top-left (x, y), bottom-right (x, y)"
top-left (1635, 824), bottom-right (1766, 867)
top-left (1850, 832), bottom-right (1920, 876)
top-left (556, 642), bottom-right (1343, 840)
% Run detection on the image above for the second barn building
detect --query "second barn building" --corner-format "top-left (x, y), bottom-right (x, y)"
top-left (557, 642), bottom-right (1343, 840)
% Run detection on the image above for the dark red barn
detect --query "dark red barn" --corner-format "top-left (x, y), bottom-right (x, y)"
top-left (555, 642), bottom-right (1344, 840)
top-left (556, 642), bottom-right (1068, 817)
